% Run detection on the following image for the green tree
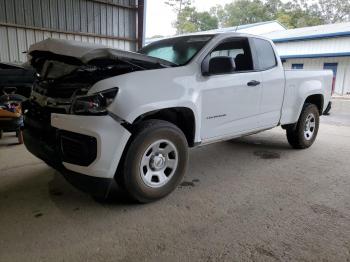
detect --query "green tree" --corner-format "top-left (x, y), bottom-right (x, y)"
top-left (167, 0), bottom-right (350, 34)
top-left (173, 5), bottom-right (218, 34)
top-left (165, 0), bottom-right (192, 13)
top-left (195, 11), bottom-right (219, 31)
top-left (314, 0), bottom-right (350, 24)
top-left (213, 0), bottom-right (272, 27)
top-left (212, 0), bottom-right (326, 29)
top-left (165, 0), bottom-right (193, 33)
top-left (276, 0), bottom-right (325, 28)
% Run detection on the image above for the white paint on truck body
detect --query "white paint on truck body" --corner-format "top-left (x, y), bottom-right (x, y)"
top-left (43, 33), bottom-right (332, 178)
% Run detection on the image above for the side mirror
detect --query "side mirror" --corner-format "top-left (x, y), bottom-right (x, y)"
top-left (202, 56), bottom-right (236, 76)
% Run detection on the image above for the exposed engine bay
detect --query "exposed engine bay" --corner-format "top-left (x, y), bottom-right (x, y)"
top-left (22, 39), bottom-right (175, 155)
top-left (22, 39), bottom-right (176, 172)
top-left (31, 56), bottom-right (146, 109)
top-left (30, 51), bottom-right (171, 107)
top-left (27, 39), bottom-right (175, 110)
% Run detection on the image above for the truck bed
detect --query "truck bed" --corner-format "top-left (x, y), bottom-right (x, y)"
top-left (280, 69), bottom-right (333, 125)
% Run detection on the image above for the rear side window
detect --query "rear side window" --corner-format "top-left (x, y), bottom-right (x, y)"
top-left (253, 38), bottom-right (277, 70)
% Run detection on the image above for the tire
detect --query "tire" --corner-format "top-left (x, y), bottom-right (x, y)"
top-left (0, 130), bottom-right (3, 139)
top-left (120, 120), bottom-right (188, 203)
top-left (286, 103), bottom-right (320, 149)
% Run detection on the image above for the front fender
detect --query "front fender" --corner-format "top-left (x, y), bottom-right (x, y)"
top-left (123, 101), bottom-right (201, 143)
top-left (91, 66), bottom-right (202, 142)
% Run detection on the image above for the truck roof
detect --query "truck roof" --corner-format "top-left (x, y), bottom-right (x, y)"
top-left (178, 31), bottom-right (271, 40)
top-left (147, 32), bottom-right (273, 45)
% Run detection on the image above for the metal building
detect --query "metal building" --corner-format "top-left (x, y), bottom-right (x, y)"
top-left (0, 0), bottom-right (145, 63)
top-left (265, 22), bottom-right (350, 96)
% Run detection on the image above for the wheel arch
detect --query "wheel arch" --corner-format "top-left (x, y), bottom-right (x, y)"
top-left (281, 93), bottom-right (324, 129)
top-left (130, 107), bottom-right (197, 147)
top-left (304, 94), bottom-right (324, 115)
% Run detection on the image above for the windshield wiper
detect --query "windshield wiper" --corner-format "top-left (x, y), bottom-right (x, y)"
top-left (118, 58), bottom-right (147, 70)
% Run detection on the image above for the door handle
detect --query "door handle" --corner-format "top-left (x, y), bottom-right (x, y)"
top-left (247, 80), bottom-right (261, 87)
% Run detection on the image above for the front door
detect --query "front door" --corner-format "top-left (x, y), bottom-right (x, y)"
top-left (200, 37), bottom-right (262, 140)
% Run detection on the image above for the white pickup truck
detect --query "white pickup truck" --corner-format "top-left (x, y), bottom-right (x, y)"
top-left (23, 33), bottom-right (332, 202)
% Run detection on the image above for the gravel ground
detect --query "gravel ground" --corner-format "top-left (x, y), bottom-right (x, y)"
top-left (0, 99), bottom-right (349, 262)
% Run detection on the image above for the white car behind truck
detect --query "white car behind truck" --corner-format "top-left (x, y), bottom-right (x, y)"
top-left (22, 33), bottom-right (333, 202)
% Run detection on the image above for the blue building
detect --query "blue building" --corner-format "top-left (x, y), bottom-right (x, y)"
top-left (265, 22), bottom-right (350, 96)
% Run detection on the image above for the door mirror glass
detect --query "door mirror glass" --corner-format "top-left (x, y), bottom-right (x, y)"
top-left (202, 56), bottom-right (236, 76)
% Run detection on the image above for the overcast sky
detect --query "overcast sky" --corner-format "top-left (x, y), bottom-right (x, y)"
top-left (145, 0), bottom-right (233, 37)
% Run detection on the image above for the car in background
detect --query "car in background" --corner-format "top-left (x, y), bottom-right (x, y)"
top-left (0, 94), bottom-right (25, 143)
top-left (0, 62), bottom-right (35, 143)
top-left (0, 62), bottom-right (35, 98)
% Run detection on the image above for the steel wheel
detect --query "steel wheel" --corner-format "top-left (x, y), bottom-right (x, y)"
top-left (286, 103), bottom-right (319, 149)
top-left (139, 139), bottom-right (179, 188)
top-left (304, 113), bottom-right (316, 141)
top-left (122, 119), bottom-right (188, 203)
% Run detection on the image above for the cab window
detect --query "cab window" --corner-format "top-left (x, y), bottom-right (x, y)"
top-left (210, 38), bottom-right (254, 72)
top-left (252, 38), bottom-right (277, 70)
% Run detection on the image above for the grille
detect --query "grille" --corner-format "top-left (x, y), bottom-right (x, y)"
top-left (33, 82), bottom-right (89, 99)
top-left (23, 100), bottom-right (67, 124)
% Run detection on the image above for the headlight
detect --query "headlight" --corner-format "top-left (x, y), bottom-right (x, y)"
top-left (71, 88), bottom-right (118, 115)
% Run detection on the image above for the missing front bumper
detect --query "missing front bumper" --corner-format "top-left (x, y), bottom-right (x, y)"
top-left (23, 129), bottom-right (113, 198)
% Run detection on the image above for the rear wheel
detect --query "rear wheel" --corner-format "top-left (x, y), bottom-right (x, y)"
top-left (120, 120), bottom-right (188, 203)
top-left (286, 103), bottom-right (320, 149)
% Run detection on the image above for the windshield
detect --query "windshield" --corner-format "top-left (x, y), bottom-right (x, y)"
top-left (138, 35), bottom-right (214, 66)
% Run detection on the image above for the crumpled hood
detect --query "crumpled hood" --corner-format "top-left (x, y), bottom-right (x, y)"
top-left (28, 38), bottom-right (174, 67)
top-left (27, 39), bottom-right (174, 100)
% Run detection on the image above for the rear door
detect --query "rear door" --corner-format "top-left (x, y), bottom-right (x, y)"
top-left (251, 38), bottom-right (285, 127)
top-left (200, 37), bottom-right (263, 140)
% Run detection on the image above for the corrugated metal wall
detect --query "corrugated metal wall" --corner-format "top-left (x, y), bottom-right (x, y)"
top-left (0, 0), bottom-right (139, 62)
top-left (283, 57), bottom-right (350, 95)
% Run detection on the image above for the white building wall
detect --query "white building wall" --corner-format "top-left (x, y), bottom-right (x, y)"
top-left (283, 57), bottom-right (350, 95)
top-left (275, 37), bottom-right (350, 57)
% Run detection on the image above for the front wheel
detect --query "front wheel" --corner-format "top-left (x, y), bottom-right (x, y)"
top-left (286, 103), bottom-right (320, 149)
top-left (120, 120), bottom-right (188, 203)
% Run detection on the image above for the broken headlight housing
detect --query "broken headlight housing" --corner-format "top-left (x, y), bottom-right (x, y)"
top-left (71, 88), bottom-right (118, 115)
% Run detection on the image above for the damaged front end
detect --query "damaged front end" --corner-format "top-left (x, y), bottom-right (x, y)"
top-left (24, 38), bottom-right (174, 119)
top-left (22, 39), bottom-right (173, 191)
top-left (28, 58), bottom-right (134, 116)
